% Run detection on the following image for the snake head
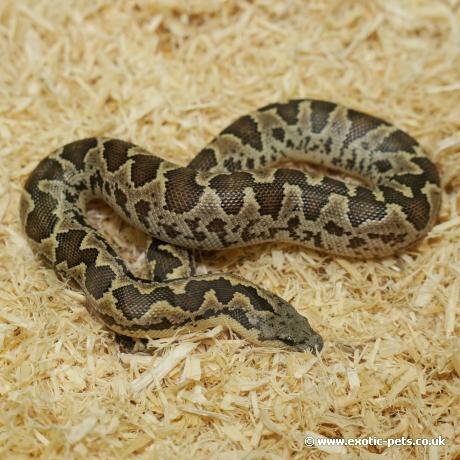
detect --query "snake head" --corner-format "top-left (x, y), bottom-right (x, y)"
top-left (277, 328), bottom-right (324, 353)
top-left (274, 316), bottom-right (323, 354)
top-left (253, 292), bottom-right (323, 354)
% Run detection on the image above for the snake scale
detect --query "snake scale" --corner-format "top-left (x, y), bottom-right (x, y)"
top-left (20, 99), bottom-right (442, 353)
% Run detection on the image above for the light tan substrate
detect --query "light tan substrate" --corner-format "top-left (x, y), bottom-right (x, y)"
top-left (1, 1), bottom-right (459, 458)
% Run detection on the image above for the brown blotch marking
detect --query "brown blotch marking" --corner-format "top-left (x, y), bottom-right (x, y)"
top-left (103, 139), bottom-right (135, 172)
top-left (162, 223), bottom-right (181, 239)
top-left (379, 185), bottom-right (430, 231)
top-left (90, 170), bottom-right (104, 193)
top-left (410, 157), bottom-right (440, 186)
top-left (112, 284), bottom-right (159, 320)
top-left (325, 221), bottom-right (344, 236)
top-left (55, 229), bottom-right (98, 268)
top-left (134, 199), bottom-right (151, 228)
top-left (347, 187), bottom-right (388, 227)
top-left (391, 170), bottom-right (430, 195)
top-left (209, 172), bottom-right (254, 215)
top-left (301, 229), bottom-right (323, 248)
top-left (344, 149), bottom-right (358, 171)
top-left (164, 168), bottom-right (205, 214)
top-left (253, 179), bottom-right (286, 220)
top-left (287, 216), bottom-right (300, 238)
top-left (188, 148), bottom-right (218, 172)
top-left (146, 239), bottom-right (188, 281)
top-left (114, 185), bottom-right (130, 218)
top-left (206, 217), bottom-right (227, 233)
top-left (241, 219), bottom-right (258, 242)
top-left (130, 154), bottom-right (162, 187)
top-left (309, 100), bottom-right (336, 133)
top-left (323, 137), bottom-right (333, 155)
top-left (378, 130), bottom-right (418, 154)
top-left (273, 100), bottom-right (302, 125)
top-left (184, 217), bottom-right (207, 242)
top-left (25, 157), bottom-right (64, 188)
top-left (392, 157), bottom-right (441, 196)
top-left (223, 157), bottom-right (242, 172)
top-left (206, 217), bottom-right (232, 245)
top-left (291, 172), bottom-right (334, 221)
top-left (85, 265), bottom-right (116, 299)
top-left (200, 306), bottom-right (254, 331)
top-left (305, 176), bottom-right (349, 221)
top-left (380, 233), bottom-right (398, 244)
top-left (64, 189), bottom-right (78, 204)
top-left (24, 196), bottom-right (59, 243)
top-left (61, 138), bottom-right (98, 170)
top-left (222, 115), bottom-right (263, 151)
top-left (373, 159), bottom-right (392, 173)
top-left (23, 158), bottom-right (64, 242)
top-left (271, 127), bottom-right (285, 142)
top-left (343, 110), bottom-right (386, 147)
top-left (348, 237), bottom-right (366, 249)
top-left (389, 233), bottom-right (408, 245)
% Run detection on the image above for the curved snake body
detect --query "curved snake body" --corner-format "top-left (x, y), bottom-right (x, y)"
top-left (20, 100), bottom-right (442, 352)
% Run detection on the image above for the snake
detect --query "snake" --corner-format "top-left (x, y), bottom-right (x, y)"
top-left (19, 99), bottom-right (442, 353)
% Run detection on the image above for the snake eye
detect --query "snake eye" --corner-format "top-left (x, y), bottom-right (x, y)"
top-left (281, 335), bottom-right (296, 347)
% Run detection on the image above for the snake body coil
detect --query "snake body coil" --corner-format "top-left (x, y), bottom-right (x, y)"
top-left (20, 100), bottom-right (442, 352)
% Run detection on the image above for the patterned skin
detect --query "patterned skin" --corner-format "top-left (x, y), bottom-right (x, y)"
top-left (20, 100), bottom-right (441, 353)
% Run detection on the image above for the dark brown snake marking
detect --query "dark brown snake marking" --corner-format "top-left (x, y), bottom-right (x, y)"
top-left (20, 100), bottom-right (442, 353)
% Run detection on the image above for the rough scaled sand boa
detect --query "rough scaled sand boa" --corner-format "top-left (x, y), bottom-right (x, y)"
top-left (20, 100), bottom-right (442, 352)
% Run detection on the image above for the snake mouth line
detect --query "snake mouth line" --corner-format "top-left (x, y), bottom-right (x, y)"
top-left (295, 334), bottom-right (324, 353)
